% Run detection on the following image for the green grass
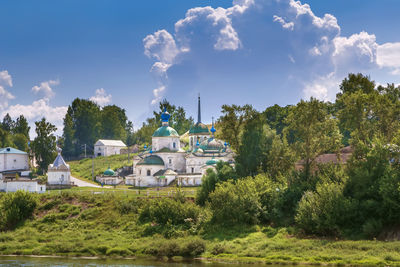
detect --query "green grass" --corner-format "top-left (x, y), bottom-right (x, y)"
top-left (1, 192), bottom-right (400, 266)
top-left (68, 154), bottom-right (134, 182)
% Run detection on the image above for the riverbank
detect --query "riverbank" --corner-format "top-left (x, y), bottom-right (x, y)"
top-left (0, 192), bottom-right (399, 266)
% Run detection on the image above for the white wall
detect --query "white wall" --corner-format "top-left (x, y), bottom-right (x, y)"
top-left (47, 171), bottom-right (70, 185)
top-left (156, 152), bottom-right (186, 172)
top-left (4, 181), bottom-right (46, 193)
top-left (0, 153), bottom-right (29, 172)
top-left (152, 137), bottom-right (180, 152)
top-left (94, 145), bottom-right (124, 157)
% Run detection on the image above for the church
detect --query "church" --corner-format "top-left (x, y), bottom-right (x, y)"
top-left (126, 96), bottom-right (234, 187)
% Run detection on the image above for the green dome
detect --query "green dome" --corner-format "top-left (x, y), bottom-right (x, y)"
top-left (104, 168), bottom-right (115, 176)
top-left (206, 158), bottom-right (220, 165)
top-left (189, 122), bottom-right (210, 135)
top-left (153, 126), bottom-right (179, 137)
top-left (137, 155), bottom-right (165, 166)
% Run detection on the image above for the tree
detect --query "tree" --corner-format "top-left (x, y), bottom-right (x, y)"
top-left (153, 99), bottom-right (193, 135)
top-left (1, 113), bottom-right (14, 132)
top-left (285, 98), bottom-right (342, 177)
top-left (13, 115), bottom-right (30, 139)
top-left (337, 73), bottom-right (375, 97)
top-left (101, 105), bottom-right (128, 141)
top-left (31, 118), bottom-right (57, 173)
top-left (263, 104), bottom-right (291, 137)
top-left (12, 133), bottom-right (29, 152)
top-left (217, 104), bottom-right (256, 151)
top-left (62, 108), bottom-right (75, 158)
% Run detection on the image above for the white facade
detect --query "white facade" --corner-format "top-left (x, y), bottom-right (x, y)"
top-left (0, 147), bottom-right (29, 172)
top-left (47, 148), bottom-right (71, 185)
top-left (0, 179), bottom-right (46, 193)
top-left (129, 97), bottom-right (235, 188)
top-left (94, 139), bottom-right (126, 157)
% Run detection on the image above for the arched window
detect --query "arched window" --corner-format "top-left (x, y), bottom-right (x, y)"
top-left (173, 142), bottom-right (176, 149)
top-left (147, 170), bottom-right (151, 176)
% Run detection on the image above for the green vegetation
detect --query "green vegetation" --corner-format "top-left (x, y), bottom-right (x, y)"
top-left (0, 191), bottom-right (400, 266)
top-left (68, 154), bottom-right (132, 181)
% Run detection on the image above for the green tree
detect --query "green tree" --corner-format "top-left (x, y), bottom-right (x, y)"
top-left (12, 133), bottom-right (29, 152)
top-left (263, 104), bottom-right (291, 136)
top-left (13, 115), bottom-right (30, 139)
top-left (31, 118), bottom-right (57, 173)
top-left (1, 113), bottom-right (14, 132)
top-left (217, 104), bottom-right (256, 151)
top-left (62, 108), bottom-right (75, 158)
top-left (101, 105), bottom-right (128, 141)
top-left (337, 73), bottom-right (375, 97)
top-left (285, 98), bottom-right (342, 177)
top-left (0, 128), bottom-right (14, 147)
top-left (153, 99), bottom-right (193, 135)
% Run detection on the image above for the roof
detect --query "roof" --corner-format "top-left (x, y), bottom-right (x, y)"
top-left (152, 126), bottom-right (179, 137)
top-left (95, 139), bottom-right (126, 147)
top-left (153, 169), bottom-right (177, 177)
top-left (295, 146), bottom-right (353, 169)
top-left (51, 154), bottom-right (69, 168)
top-left (136, 155), bottom-right (165, 166)
top-left (103, 168), bottom-right (115, 176)
top-left (199, 138), bottom-right (225, 151)
top-left (206, 158), bottom-right (220, 166)
top-left (0, 147), bottom-right (28, 155)
top-left (189, 122), bottom-right (210, 135)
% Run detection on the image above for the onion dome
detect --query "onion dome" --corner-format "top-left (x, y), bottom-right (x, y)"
top-left (153, 108), bottom-right (179, 137)
top-left (200, 138), bottom-right (224, 151)
top-left (137, 155), bottom-right (164, 166)
top-left (210, 117), bottom-right (216, 135)
top-left (104, 167), bottom-right (115, 176)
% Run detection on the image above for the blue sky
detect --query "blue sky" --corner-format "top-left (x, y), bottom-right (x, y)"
top-left (1, 0), bottom-right (400, 136)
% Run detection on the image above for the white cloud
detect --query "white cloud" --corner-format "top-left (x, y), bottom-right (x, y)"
top-left (31, 79), bottom-right (59, 99)
top-left (377, 42), bottom-right (400, 68)
top-left (303, 73), bottom-right (338, 101)
top-left (0, 86), bottom-right (15, 110)
top-left (273, 15), bottom-right (294, 30)
top-left (0, 70), bottom-right (12, 87)
top-left (2, 98), bottom-right (68, 137)
top-left (151, 85), bottom-right (166, 105)
top-left (90, 88), bottom-right (112, 106)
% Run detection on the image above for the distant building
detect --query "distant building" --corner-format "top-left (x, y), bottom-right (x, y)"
top-left (126, 96), bottom-right (234, 187)
top-left (0, 178), bottom-right (46, 193)
top-left (295, 146), bottom-right (353, 171)
top-left (94, 139), bottom-right (126, 157)
top-left (47, 147), bottom-right (71, 186)
top-left (96, 167), bottom-right (123, 185)
top-left (0, 147), bottom-right (29, 180)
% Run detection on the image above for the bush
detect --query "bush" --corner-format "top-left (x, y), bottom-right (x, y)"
top-left (295, 182), bottom-right (354, 236)
top-left (209, 177), bottom-right (261, 225)
top-left (0, 191), bottom-right (37, 231)
top-left (139, 198), bottom-right (201, 226)
top-left (145, 237), bottom-right (205, 258)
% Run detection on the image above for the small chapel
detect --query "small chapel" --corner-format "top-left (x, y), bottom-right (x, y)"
top-left (126, 96), bottom-right (234, 187)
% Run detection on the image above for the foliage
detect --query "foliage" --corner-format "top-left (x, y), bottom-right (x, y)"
top-left (0, 191), bottom-right (37, 231)
top-left (196, 161), bottom-right (237, 206)
top-left (31, 118), bottom-right (57, 173)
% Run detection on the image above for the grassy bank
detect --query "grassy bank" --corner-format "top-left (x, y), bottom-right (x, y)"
top-left (0, 192), bottom-right (400, 266)
top-left (68, 154), bottom-right (134, 181)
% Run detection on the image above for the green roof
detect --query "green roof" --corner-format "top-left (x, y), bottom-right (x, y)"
top-left (189, 122), bottom-right (209, 134)
top-left (153, 126), bottom-right (179, 137)
top-left (200, 138), bottom-right (224, 151)
top-left (206, 158), bottom-right (220, 165)
top-left (0, 147), bottom-right (28, 155)
top-left (104, 168), bottom-right (115, 176)
top-left (137, 155), bottom-right (165, 166)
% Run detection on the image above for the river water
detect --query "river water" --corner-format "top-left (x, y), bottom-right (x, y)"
top-left (0, 256), bottom-right (274, 267)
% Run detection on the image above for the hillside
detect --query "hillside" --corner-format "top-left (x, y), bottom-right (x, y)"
top-left (68, 154), bottom-right (134, 182)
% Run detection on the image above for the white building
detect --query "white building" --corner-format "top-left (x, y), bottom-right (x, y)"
top-left (94, 139), bottom-right (126, 157)
top-left (47, 148), bottom-right (71, 185)
top-left (0, 147), bottom-right (29, 179)
top-left (0, 179), bottom-right (46, 193)
top-left (127, 96), bottom-right (234, 187)
top-left (96, 167), bottom-right (123, 185)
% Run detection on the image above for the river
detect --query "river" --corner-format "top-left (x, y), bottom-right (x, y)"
top-left (0, 256), bottom-right (283, 267)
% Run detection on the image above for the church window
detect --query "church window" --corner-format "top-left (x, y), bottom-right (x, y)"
top-left (173, 142), bottom-right (176, 149)
top-left (147, 170), bottom-right (151, 176)
top-left (169, 158), bottom-right (172, 164)
top-left (191, 167), bottom-right (194, 173)
top-left (139, 169), bottom-right (141, 175)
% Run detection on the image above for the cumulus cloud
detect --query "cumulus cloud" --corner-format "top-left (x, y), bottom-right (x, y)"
top-left (273, 15), bottom-right (294, 30)
top-left (2, 98), bottom-right (68, 136)
top-left (31, 79), bottom-right (59, 99)
top-left (142, 0), bottom-right (400, 103)
top-left (90, 88), bottom-right (112, 106)
top-left (0, 70), bottom-right (12, 87)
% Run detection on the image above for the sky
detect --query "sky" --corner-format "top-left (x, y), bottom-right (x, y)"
top-left (1, 0), bottom-right (400, 137)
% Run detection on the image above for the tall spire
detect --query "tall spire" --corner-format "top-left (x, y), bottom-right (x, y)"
top-left (197, 93), bottom-right (201, 123)
top-left (211, 116), bottom-right (216, 136)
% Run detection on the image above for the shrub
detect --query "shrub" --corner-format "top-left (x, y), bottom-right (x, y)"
top-left (0, 190), bottom-right (37, 231)
top-left (209, 177), bottom-right (261, 225)
top-left (295, 182), bottom-right (354, 236)
top-left (139, 198), bottom-right (201, 226)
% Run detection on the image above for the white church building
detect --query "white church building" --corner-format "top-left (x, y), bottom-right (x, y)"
top-left (47, 147), bottom-right (71, 186)
top-left (126, 96), bottom-right (234, 187)
top-left (94, 139), bottom-right (126, 157)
